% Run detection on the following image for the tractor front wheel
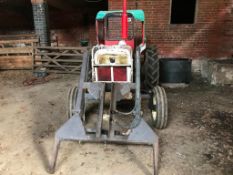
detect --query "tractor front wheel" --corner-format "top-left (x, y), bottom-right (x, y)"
top-left (150, 86), bottom-right (168, 129)
top-left (67, 86), bottom-right (78, 119)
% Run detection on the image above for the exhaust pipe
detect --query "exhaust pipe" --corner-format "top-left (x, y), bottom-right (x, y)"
top-left (121, 0), bottom-right (128, 40)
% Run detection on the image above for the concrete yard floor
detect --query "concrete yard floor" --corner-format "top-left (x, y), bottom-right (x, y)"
top-left (0, 71), bottom-right (232, 175)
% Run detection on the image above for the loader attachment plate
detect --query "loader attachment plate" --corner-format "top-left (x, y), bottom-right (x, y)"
top-left (50, 115), bottom-right (159, 175)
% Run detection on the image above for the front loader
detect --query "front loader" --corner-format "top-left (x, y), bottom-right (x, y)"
top-left (49, 0), bottom-right (168, 174)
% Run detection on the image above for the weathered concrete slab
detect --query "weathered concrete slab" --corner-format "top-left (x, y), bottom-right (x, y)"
top-left (201, 59), bottom-right (233, 86)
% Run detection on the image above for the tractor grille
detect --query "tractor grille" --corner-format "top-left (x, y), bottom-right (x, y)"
top-left (93, 52), bottom-right (132, 82)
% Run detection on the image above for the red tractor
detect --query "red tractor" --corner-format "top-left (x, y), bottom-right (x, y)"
top-left (50, 0), bottom-right (168, 174)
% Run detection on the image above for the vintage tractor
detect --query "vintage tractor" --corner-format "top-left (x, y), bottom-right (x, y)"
top-left (49, 0), bottom-right (168, 174)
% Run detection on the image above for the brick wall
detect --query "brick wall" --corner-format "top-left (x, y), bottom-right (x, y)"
top-left (51, 24), bottom-right (98, 47)
top-left (109, 0), bottom-right (233, 59)
top-left (49, 8), bottom-right (99, 47)
top-left (51, 26), bottom-right (96, 47)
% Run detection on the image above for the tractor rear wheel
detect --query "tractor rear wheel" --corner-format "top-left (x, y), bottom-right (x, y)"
top-left (150, 86), bottom-right (168, 129)
top-left (144, 47), bottom-right (159, 91)
top-left (67, 86), bottom-right (78, 119)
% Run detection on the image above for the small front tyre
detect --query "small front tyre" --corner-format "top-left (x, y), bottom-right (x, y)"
top-left (67, 86), bottom-right (78, 119)
top-left (150, 86), bottom-right (168, 129)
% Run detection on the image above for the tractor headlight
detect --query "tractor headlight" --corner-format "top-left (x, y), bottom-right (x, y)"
top-left (97, 54), bottom-right (128, 65)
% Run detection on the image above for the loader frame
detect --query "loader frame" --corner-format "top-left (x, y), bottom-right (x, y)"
top-left (49, 49), bottom-right (159, 175)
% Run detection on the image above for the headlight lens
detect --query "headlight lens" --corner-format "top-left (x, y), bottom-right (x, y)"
top-left (97, 54), bottom-right (128, 65)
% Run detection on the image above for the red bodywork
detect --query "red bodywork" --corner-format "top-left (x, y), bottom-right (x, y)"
top-left (96, 0), bottom-right (139, 48)
top-left (97, 67), bottom-right (127, 82)
top-left (95, 0), bottom-right (144, 82)
top-left (105, 40), bottom-right (134, 49)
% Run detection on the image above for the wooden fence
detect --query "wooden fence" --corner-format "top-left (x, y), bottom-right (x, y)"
top-left (0, 34), bottom-right (38, 69)
top-left (33, 46), bottom-right (87, 74)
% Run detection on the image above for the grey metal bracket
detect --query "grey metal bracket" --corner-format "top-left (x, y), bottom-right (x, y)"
top-left (49, 115), bottom-right (159, 175)
top-left (49, 50), bottom-right (159, 175)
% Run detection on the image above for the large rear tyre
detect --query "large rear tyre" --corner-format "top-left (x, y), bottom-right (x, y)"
top-left (144, 47), bottom-right (160, 91)
top-left (150, 86), bottom-right (168, 129)
top-left (67, 86), bottom-right (78, 119)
